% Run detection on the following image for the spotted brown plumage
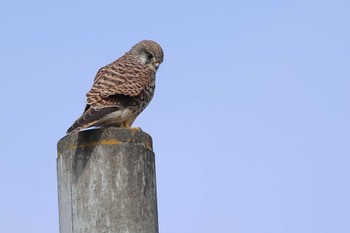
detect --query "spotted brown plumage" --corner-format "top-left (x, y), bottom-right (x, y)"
top-left (67, 40), bottom-right (164, 134)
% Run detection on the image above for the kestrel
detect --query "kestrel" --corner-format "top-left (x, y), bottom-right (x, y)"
top-left (67, 40), bottom-right (164, 134)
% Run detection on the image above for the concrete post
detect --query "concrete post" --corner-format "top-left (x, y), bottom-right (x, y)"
top-left (57, 127), bottom-right (158, 233)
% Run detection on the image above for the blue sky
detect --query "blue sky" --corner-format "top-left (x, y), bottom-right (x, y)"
top-left (1, 0), bottom-right (349, 232)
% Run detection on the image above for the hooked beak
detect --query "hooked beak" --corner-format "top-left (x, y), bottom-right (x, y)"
top-left (154, 61), bottom-right (160, 70)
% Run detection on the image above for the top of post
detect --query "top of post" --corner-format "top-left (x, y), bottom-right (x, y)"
top-left (57, 127), bottom-right (153, 155)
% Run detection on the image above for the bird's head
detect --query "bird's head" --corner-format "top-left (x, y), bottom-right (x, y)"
top-left (130, 40), bottom-right (164, 71)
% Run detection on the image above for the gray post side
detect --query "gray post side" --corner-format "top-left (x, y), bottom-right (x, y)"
top-left (57, 127), bottom-right (158, 233)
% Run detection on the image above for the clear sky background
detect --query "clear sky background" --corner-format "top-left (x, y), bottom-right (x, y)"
top-left (1, 0), bottom-right (349, 232)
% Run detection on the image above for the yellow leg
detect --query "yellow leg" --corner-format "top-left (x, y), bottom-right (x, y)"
top-left (121, 121), bottom-right (132, 129)
top-left (121, 116), bottom-right (141, 131)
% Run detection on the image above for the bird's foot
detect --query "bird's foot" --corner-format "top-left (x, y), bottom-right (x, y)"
top-left (131, 127), bottom-right (142, 132)
top-left (120, 122), bottom-right (142, 132)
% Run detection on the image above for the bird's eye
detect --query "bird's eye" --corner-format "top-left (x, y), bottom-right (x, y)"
top-left (146, 52), bottom-right (153, 60)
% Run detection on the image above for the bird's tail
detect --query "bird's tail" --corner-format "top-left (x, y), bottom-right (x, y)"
top-left (66, 106), bottom-right (118, 134)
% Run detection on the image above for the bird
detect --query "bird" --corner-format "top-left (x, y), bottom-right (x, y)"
top-left (66, 40), bottom-right (164, 134)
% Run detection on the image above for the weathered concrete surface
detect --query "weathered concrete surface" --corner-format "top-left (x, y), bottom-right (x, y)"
top-left (57, 127), bottom-right (158, 233)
